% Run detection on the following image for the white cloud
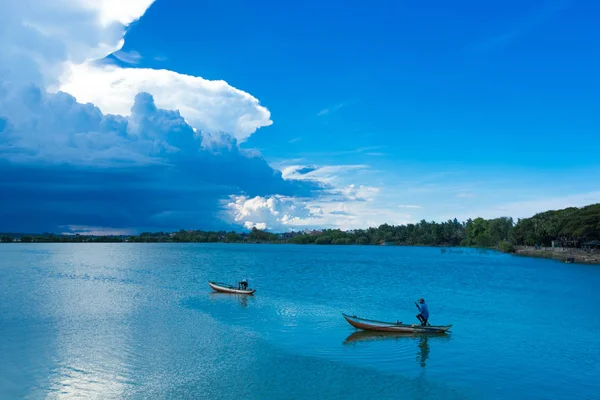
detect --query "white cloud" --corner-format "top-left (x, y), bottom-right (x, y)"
top-left (318, 205), bottom-right (414, 231)
top-left (227, 195), bottom-right (317, 231)
top-left (280, 164), bottom-right (369, 184)
top-left (245, 221), bottom-right (267, 230)
top-left (398, 204), bottom-right (422, 209)
top-left (0, 0), bottom-right (156, 87)
top-left (112, 49), bottom-right (142, 64)
top-left (339, 184), bottom-right (379, 201)
top-left (225, 191), bottom-right (417, 232)
top-left (230, 162), bottom-right (405, 231)
top-left (79, 0), bottom-right (156, 26)
top-left (224, 161), bottom-right (419, 231)
top-left (59, 63), bottom-right (272, 143)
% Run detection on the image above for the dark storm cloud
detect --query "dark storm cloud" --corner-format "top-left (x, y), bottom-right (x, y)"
top-left (0, 84), bottom-right (322, 233)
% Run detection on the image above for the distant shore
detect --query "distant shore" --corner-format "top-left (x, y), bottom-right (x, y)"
top-left (2, 202), bottom-right (599, 264)
top-left (513, 246), bottom-right (600, 265)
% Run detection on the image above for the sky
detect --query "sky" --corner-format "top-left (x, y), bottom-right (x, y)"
top-left (0, 0), bottom-right (599, 234)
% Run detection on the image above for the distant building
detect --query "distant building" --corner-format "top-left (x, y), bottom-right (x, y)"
top-left (551, 239), bottom-right (578, 248)
top-left (583, 240), bottom-right (600, 250)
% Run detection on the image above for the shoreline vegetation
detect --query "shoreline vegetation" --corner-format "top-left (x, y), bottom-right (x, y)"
top-left (2, 203), bottom-right (599, 264)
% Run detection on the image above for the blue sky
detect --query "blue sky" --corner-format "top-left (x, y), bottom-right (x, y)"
top-left (0, 0), bottom-right (599, 234)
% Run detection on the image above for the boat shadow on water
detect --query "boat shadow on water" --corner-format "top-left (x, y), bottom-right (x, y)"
top-left (209, 292), bottom-right (252, 308)
top-left (343, 331), bottom-right (451, 368)
top-left (343, 330), bottom-right (450, 344)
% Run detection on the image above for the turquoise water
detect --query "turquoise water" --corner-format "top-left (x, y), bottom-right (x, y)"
top-left (1, 244), bottom-right (599, 399)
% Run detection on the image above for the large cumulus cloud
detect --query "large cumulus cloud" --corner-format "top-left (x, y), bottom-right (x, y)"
top-left (0, 87), bottom-right (318, 232)
top-left (0, 0), bottom-right (392, 234)
top-left (0, 0), bottom-right (308, 233)
top-left (1, 0), bottom-right (272, 146)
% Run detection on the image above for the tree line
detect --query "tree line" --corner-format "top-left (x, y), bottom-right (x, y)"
top-left (511, 203), bottom-right (600, 247)
top-left (2, 203), bottom-right (599, 252)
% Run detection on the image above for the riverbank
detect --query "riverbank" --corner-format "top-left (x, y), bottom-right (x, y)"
top-left (514, 246), bottom-right (600, 265)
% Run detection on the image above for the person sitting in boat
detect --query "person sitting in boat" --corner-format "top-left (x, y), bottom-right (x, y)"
top-left (238, 279), bottom-right (248, 290)
top-left (416, 298), bottom-right (429, 326)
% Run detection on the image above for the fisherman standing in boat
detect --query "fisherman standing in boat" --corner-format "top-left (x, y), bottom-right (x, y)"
top-left (238, 279), bottom-right (248, 290)
top-left (415, 298), bottom-right (429, 326)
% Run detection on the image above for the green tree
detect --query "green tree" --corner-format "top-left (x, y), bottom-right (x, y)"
top-left (499, 240), bottom-right (515, 253)
top-left (293, 235), bottom-right (315, 244)
top-left (315, 236), bottom-right (332, 245)
top-left (355, 236), bottom-right (369, 245)
top-left (208, 234), bottom-right (218, 242)
top-left (226, 232), bottom-right (240, 243)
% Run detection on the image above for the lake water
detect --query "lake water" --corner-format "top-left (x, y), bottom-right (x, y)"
top-left (1, 244), bottom-right (599, 399)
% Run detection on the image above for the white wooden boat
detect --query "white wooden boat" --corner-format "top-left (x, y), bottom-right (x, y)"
top-left (208, 281), bottom-right (256, 295)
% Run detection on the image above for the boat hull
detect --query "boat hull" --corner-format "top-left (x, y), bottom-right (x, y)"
top-left (208, 281), bottom-right (256, 295)
top-left (342, 313), bottom-right (451, 333)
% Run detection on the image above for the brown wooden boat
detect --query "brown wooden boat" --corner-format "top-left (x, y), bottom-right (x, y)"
top-left (342, 313), bottom-right (451, 333)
